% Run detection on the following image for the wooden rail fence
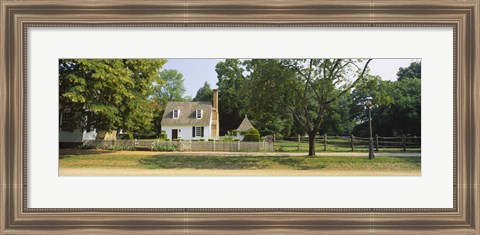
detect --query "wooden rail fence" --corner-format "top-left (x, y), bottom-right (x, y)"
top-left (281, 134), bottom-right (421, 152)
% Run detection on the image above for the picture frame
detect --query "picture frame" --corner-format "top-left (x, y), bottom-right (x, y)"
top-left (1, 0), bottom-right (478, 234)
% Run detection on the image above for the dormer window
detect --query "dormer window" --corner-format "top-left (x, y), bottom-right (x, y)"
top-left (173, 109), bottom-right (180, 119)
top-left (196, 109), bottom-right (203, 119)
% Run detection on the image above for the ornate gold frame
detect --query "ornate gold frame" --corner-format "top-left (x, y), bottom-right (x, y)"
top-left (1, 0), bottom-right (479, 234)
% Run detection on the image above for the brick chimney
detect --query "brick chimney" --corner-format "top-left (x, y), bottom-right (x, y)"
top-left (211, 89), bottom-right (219, 138)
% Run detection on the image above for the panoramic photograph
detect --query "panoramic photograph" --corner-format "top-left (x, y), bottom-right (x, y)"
top-left (59, 58), bottom-right (421, 176)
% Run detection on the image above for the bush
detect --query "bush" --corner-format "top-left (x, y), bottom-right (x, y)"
top-left (96, 131), bottom-right (106, 140)
top-left (243, 128), bottom-right (260, 141)
top-left (118, 133), bottom-right (134, 140)
top-left (199, 139), bottom-right (205, 142)
top-left (208, 139), bottom-right (214, 142)
top-left (137, 132), bottom-right (158, 139)
top-left (152, 143), bottom-right (177, 152)
top-left (158, 130), bottom-right (168, 140)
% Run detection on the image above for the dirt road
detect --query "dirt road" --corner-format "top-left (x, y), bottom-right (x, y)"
top-left (60, 168), bottom-right (420, 176)
top-left (60, 149), bottom-right (420, 157)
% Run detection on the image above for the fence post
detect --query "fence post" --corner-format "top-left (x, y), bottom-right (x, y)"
top-left (323, 134), bottom-right (327, 151)
top-left (297, 134), bottom-right (301, 151)
top-left (402, 135), bottom-right (406, 152)
top-left (375, 134), bottom-right (379, 151)
top-left (238, 141), bottom-right (240, 151)
top-left (350, 134), bottom-right (354, 152)
top-left (213, 139), bottom-right (216, 152)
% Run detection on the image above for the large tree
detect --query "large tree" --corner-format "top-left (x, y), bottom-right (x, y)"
top-left (279, 59), bottom-right (372, 156)
top-left (396, 61), bottom-right (421, 81)
top-left (59, 59), bottom-right (166, 133)
top-left (151, 69), bottom-right (188, 132)
top-left (193, 82), bottom-right (213, 101)
top-left (154, 69), bottom-right (187, 103)
top-left (215, 59), bottom-right (250, 134)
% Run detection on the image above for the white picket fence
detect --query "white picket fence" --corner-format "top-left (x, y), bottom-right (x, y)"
top-left (82, 139), bottom-right (274, 152)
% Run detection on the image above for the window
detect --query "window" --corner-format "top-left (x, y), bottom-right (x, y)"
top-left (196, 109), bottom-right (203, 119)
top-left (192, 126), bottom-right (204, 137)
top-left (173, 109), bottom-right (180, 119)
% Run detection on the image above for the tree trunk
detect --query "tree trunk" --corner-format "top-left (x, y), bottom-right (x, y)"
top-left (308, 133), bottom-right (316, 156)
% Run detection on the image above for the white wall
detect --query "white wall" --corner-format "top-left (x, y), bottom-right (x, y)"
top-left (162, 125), bottom-right (211, 140)
top-left (59, 130), bottom-right (97, 143)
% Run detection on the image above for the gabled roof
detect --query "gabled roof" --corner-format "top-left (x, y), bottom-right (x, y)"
top-left (236, 115), bottom-right (254, 131)
top-left (161, 101), bottom-right (212, 126)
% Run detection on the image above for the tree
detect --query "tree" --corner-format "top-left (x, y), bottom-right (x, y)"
top-left (215, 59), bottom-right (250, 135)
top-left (151, 69), bottom-right (188, 132)
top-left (193, 82), bottom-right (213, 101)
top-left (352, 75), bottom-right (421, 136)
top-left (154, 69), bottom-right (187, 103)
top-left (279, 59), bottom-right (372, 156)
top-left (59, 59), bottom-right (167, 133)
top-left (396, 61), bottom-right (421, 81)
top-left (245, 59), bottom-right (296, 137)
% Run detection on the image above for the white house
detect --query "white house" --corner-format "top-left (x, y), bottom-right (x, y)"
top-left (161, 89), bottom-right (219, 140)
top-left (59, 112), bottom-right (97, 147)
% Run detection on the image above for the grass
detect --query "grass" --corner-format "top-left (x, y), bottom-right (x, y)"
top-left (59, 153), bottom-right (421, 171)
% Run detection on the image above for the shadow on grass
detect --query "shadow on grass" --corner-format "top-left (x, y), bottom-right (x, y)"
top-left (138, 156), bottom-right (326, 170)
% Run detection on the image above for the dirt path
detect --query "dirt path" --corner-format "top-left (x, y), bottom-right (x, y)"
top-left (60, 149), bottom-right (420, 157)
top-left (60, 168), bottom-right (420, 176)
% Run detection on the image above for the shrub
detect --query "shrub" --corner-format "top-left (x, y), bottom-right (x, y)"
top-left (199, 139), bottom-right (205, 142)
top-left (208, 139), bottom-right (214, 142)
top-left (152, 143), bottom-right (177, 152)
top-left (158, 130), bottom-right (168, 140)
top-left (243, 128), bottom-right (260, 141)
top-left (137, 132), bottom-right (158, 139)
top-left (96, 131), bottom-right (106, 140)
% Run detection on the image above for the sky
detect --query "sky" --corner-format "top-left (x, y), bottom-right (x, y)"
top-left (163, 59), bottom-right (418, 97)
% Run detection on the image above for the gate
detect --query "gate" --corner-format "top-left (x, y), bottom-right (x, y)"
top-left (178, 140), bottom-right (192, 151)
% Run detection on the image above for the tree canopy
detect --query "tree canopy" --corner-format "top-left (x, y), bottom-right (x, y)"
top-left (193, 82), bottom-right (213, 101)
top-left (215, 59), bottom-right (421, 156)
top-left (59, 59), bottom-right (167, 133)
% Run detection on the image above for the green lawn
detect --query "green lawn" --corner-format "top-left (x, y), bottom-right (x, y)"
top-left (60, 153), bottom-right (421, 171)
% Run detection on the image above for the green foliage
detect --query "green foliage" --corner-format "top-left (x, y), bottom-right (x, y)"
top-left (154, 69), bottom-right (187, 102)
top-left (352, 72), bottom-right (421, 136)
top-left (158, 130), bottom-right (168, 140)
top-left (118, 133), bottom-right (134, 140)
top-left (151, 69), bottom-right (188, 132)
top-left (96, 131), bottom-right (106, 140)
top-left (215, 59), bottom-right (250, 134)
top-left (243, 128), bottom-right (260, 142)
top-left (208, 139), bottom-right (214, 141)
top-left (59, 59), bottom-right (166, 133)
top-left (152, 143), bottom-right (177, 152)
top-left (396, 61), bottom-right (421, 81)
top-left (193, 82), bottom-right (213, 101)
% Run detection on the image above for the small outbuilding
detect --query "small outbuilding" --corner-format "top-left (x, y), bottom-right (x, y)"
top-left (235, 115), bottom-right (254, 141)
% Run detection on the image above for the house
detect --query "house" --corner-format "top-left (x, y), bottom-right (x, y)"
top-left (161, 89), bottom-right (219, 140)
top-left (59, 112), bottom-right (97, 148)
top-left (235, 115), bottom-right (254, 141)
